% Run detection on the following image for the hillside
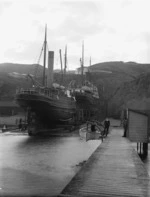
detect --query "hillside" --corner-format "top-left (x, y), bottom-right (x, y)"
top-left (108, 73), bottom-right (150, 117)
top-left (0, 63), bottom-right (39, 75)
top-left (0, 61), bottom-right (150, 119)
top-left (90, 61), bottom-right (150, 78)
top-left (0, 72), bottom-right (32, 100)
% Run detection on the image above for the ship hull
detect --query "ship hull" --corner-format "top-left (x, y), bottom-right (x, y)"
top-left (16, 92), bottom-right (76, 128)
top-left (75, 92), bottom-right (99, 110)
top-left (74, 91), bottom-right (100, 122)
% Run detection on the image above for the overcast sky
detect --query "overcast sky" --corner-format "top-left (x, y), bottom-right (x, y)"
top-left (0, 0), bottom-right (150, 70)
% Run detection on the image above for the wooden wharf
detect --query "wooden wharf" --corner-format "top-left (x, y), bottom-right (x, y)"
top-left (59, 127), bottom-right (150, 197)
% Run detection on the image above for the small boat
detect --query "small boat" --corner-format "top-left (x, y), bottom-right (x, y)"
top-left (86, 131), bottom-right (102, 141)
top-left (79, 120), bottom-right (104, 141)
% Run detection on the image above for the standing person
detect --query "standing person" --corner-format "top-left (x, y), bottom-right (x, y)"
top-left (91, 121), bottom-right (96, 132)
top-left (122, 118), bottom-right (128, 137)
top-left (19, 118), bottom-right (22, 131)
top-left (104, 118), bottom-right (110, 136)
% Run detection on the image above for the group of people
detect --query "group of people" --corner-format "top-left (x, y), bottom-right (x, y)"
top-left (90, 118), bottom-right (110, 136)
top-left (16, 118), bottom-right (27, 131)
top-left (89, 117), bottom-right (128, 137)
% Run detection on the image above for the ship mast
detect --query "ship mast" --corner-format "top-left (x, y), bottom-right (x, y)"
top-left (81, 41), bottom-right (84, 85)
top-left (59, 49), bottom-right (64, 84)
top-left (64, 45), bottom-right (67, 75)
top-left (89, 56), bottom-right (91, 67)
top-left (42, 25), bottom-right (47, 86)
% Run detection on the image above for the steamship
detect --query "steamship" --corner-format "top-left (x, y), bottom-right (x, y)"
top-left (15, 27), bottom-right (76, 135)
top-left (69, 42), bottom-right (100, 120)
top-left (69, 79), bottom-right (99, 119)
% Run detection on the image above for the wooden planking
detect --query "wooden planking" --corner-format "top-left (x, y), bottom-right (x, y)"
top-left (58, 127), bottom-right (150, 197)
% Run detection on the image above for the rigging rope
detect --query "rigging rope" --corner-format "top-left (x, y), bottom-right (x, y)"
top-left (34, 43), bottom-right (44, 78)
top-left (37, 44), bottom-right (44, 65)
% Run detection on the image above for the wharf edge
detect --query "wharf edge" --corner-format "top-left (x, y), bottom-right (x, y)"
top-left (58, 126), bottom-right (150, 197)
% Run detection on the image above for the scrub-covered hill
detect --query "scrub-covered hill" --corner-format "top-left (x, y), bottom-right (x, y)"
top-left (1, 61), bottom-right (150, 119)
top-left (108, 73), bottom-right (150, 117)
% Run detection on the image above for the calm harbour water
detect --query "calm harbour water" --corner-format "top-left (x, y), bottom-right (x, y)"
top-left (0, 130), bottom-right (150, 197)
top-left (0, 132), bottom-right (101, 196)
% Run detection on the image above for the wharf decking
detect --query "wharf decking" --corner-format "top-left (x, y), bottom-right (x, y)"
top-left (59, 127), bottom-right (150, 197)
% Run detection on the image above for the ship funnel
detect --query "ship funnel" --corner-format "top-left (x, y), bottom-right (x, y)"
top-left (47, 51), bottom-right (54, 88)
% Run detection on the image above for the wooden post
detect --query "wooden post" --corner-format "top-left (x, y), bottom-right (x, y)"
top-left (143, 143), bottom-right (148, 157)
top-left (137, 143), bottom-right (139, 152)
top-left (140, 143), bottom-right (142, 155)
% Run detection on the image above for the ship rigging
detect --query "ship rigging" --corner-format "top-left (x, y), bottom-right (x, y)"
top-left (15, 26), bottom-right (76, 136)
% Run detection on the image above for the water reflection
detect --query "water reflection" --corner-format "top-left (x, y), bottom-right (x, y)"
top-left (141, 148), bottom-right (150, 176)
top-left (0, 133), bottom-right (101, 196)
top-left (131, 142), bottom-right (150, 176)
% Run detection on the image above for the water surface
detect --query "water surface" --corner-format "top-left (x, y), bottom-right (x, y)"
top-left (0, 132), bottom-right (101, 196)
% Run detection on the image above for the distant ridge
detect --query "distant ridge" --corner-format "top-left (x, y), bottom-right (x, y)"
top-left (90, 61), bottom-right (150, 78)
top-left (1, 61), bottom-right (150, 76)
top-left (0, 61), bottom-right (150, 119)
top-left (0, 63), bottom-right (40, 75)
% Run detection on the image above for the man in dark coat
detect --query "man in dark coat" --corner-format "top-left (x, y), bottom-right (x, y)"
top-left (122, 118), bottom-right (128, 137)
top-left (91, 121), bottom-right (96, 132)
top-left (104, 118), bottom-right (110, 136)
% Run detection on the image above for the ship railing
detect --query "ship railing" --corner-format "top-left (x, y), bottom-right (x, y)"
top-left (16, 87), bottom-right (56, 98)
top-left (16, 88), bottom-right (39, 94)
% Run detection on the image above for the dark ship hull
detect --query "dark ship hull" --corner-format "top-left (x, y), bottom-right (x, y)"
top-left (70, 82), bottom-right (100, 121)
top-left (75, 92), bottom-right (99, 109)
top-left (15, 26), bottom-right (77, 135)
top-left (16, 88), bottom-right (76, 134)
top-left (74, 94), bottom-right (99, 122)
